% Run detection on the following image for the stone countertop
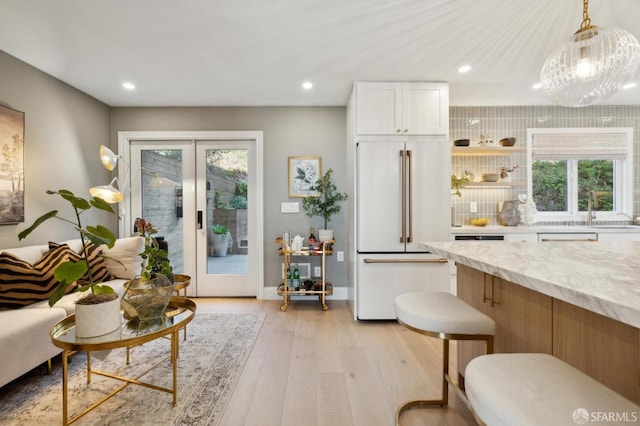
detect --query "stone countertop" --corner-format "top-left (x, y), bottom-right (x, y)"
top-left (420, 241), bottom-right (640, 329)
top-left (451, 225), bottom-right (640, 234)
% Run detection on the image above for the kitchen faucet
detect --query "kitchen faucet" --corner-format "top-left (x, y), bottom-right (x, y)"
top-left (587, 191), bottom-right (610, 226)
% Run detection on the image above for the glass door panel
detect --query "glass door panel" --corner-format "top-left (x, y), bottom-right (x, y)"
top-left (196, 141), bottom-right (256, 296)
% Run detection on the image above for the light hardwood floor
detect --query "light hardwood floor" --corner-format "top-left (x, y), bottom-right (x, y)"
top-left (196, 298), bottom-right (477, 426)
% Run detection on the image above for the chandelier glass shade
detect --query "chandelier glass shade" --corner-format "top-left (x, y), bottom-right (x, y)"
top-left (540, 1), bottom-right (640, 107)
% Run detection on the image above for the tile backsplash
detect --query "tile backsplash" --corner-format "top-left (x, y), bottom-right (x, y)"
top-left (450, 105), bottom-right (640, 226)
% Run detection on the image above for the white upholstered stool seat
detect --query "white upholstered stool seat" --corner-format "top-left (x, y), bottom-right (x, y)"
top-left (394, 291), bottom-right (496, 426)
top-left (395, 291), bottom-right (495, 336)
top-left (466, 353), bottom-right (640, 426)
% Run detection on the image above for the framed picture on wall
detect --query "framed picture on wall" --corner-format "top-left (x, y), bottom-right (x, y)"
top-left (288, 156), bottom-right (321, 198)
top-left (0, 105), bottom-right (25, 224)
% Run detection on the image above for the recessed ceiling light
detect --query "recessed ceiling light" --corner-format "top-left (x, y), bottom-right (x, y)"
top-left (532, 82), bottom-right (542, 90)
top-left (122, 82), bottom-right (136, 90)
top-left (458, 65), bottom-right (471, 73)
top-left (302, 81), bottom-right (313, 90)
top-left (622, 82), bottom-right (637, 90)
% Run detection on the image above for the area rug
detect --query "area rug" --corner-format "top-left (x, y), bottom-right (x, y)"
top-left (0, 312), bottom-right (265, 425)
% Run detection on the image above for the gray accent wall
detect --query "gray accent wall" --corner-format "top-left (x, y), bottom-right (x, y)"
top-left (110, 107), bottom-right (348, 289)
top-left (0, 50), bottom-right (112, 247)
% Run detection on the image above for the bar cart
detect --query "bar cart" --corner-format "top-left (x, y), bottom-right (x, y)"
top-left (276, 237), bottom-right (334, 311)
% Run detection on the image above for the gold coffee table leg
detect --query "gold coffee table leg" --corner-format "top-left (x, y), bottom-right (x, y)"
top-left (172, 330), bottom-right (178, 406)
top-left (62, 350), bottom-right (69, 426)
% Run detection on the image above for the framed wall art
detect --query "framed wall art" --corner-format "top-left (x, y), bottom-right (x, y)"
top-left (0, 105), bottom-right (25, 224)
top-left (288, 156), bottom-right (321, 198)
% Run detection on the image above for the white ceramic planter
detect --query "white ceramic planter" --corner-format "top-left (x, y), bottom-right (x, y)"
top-left (75, 297), bottom-right (122, 338)
top-left (318, 229), bottom-right (333, 242)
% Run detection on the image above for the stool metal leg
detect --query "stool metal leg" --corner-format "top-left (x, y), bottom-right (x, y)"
top-left (394, 321), bottom-right (495, 426)
top-left (395, 339), bottom-right (450, 425)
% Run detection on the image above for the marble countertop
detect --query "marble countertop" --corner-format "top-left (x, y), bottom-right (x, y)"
top-left (421, 241), bottom-right (640, 329)
top-left (451, 225), bottom-right (640, 234)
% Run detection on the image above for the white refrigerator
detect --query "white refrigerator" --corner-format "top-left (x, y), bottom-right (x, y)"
top-left (356, 139), bottom-right (451, 319)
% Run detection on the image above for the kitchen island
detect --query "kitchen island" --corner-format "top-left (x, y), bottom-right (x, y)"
top-left (421, 240), bottom-right (640, 404)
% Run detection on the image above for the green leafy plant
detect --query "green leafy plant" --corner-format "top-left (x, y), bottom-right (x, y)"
top-left (302, 168), bottom-right (348, 230)
top-left (134, 218), bottom-right (173, 280)
top-left (451, 173), bottom-right (471, 197)
top-left (212, 224), bottom-right (229, 234)
top-left (17, 189), bottom-right (117, 306)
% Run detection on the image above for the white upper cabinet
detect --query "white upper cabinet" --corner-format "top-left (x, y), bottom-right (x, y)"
top-left (355, 82), bottom-right (449, 136)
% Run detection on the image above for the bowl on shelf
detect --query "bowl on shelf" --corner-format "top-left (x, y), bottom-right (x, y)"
top-left (470, 217), bottom-right (490, 226)
top-left (499, 137), bottom-right (516, 146)
top-left (481, 173), bottom-right (500, 182)
top-left (453, 139), bottom-right (470, 147)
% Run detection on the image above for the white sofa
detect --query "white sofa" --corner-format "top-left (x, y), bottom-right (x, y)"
top-left (0, 236), bottom-right (144, 388)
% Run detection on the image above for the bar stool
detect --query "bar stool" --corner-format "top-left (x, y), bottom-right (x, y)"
top-left (465, 353), bottom-right (640, 426)
top-left (394, 291), bottom-right (496, 425)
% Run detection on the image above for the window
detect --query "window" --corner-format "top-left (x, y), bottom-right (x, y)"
top-left (527, 128), bottom-right (633, 221)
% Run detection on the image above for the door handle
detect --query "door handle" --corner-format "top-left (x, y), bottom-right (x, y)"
top-left (197, 210), bottom-right (203, 229)
top-left (400, 149), bottom-right (406, 243)
top-left (406, 149), bottom-right (413, 243)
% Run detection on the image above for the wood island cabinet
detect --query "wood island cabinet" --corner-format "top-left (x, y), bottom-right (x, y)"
top-left (456, 263), bottom-right (640, 404)
top-left (456, 264), bottom-right (553, 387)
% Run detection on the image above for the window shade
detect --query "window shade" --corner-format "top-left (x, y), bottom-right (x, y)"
top-left (532, 132), bottom-right (629, 160)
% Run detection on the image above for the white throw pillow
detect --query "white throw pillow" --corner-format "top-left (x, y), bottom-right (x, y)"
top-left (101, 236), bottom-right (144, 279)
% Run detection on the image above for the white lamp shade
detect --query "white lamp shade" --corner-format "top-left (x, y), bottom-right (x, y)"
top-left (89, 177), bottom-right (124, 203)
top-left (100, 145), bottom-right (119, 171)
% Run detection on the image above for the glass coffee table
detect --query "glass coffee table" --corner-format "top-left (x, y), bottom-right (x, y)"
top-left (50, 297), bottom-right (196, 426)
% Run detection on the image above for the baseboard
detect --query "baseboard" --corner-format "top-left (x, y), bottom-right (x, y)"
top-left (262, 286), bottom-right (348, 300)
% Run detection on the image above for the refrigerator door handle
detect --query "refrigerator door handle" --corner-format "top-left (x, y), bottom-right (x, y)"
top-left (400, 149), bottom-right (406, 243)
top-left (406, 149), bottom-right (413, 243)
top-left (363, 258), bottom-right (449, 264)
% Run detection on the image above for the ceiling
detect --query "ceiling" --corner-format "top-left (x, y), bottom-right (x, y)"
top-left (1, 0), bottom-right (639, 107)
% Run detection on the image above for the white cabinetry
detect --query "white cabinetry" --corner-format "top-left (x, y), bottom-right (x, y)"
top-left (504, 233), bottom-right (537, 242)
top-left (355, 82), bottom-right (448, 135)
top-left (597, 232), bottom-right (640, 241)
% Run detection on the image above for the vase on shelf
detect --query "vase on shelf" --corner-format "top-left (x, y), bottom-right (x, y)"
top-left (500, 200), bottom-right (521, 226)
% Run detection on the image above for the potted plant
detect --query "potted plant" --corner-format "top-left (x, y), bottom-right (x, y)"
top-left (302, 168), bottom-right (348, 242)
top-left (451, 172), bottom-right (471, 197)
top-left (212, 224), bottom-right (230, 256)
top-left (451, 172), bottom-right (471, 226)
top-left (134, 217), bottom-right (173, 281)
top-left (18, 189), bottom-right (121, 337)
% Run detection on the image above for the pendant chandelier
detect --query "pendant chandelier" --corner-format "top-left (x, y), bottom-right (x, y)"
top-left (540, 0), bottom-right (640, 107)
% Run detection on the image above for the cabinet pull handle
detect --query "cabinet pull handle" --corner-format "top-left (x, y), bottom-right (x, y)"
top-left (396, 129), bottom-right (401, 133)
top-left (363, 258), bottom-right (448, 264)
top-left (407, 149), bottom-right (413, 243)
top-left (482, 274), bottom-right (491, 303)
top-left (400, 149), bottom-right (406, 243)
top-left (404, 129), bottom-right (408, 133)
top-left (491, 276), bottom-right (500, 307)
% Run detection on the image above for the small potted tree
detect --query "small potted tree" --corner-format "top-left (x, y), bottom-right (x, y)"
top-left (302, 168), bottom-right (348, 242)
top-left (212, 224), bottom-right (230, 256)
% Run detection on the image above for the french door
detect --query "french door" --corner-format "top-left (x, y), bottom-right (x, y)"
top-left (121, 131), bottom-right (263, 298)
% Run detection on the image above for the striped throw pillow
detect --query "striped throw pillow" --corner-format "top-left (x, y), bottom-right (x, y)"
top-left (0, 244), bottom-right (75, 310)
top-left (48, 242), bottom-right (114, 284)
